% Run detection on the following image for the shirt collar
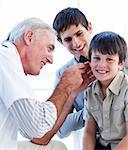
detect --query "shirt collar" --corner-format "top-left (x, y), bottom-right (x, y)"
top-left (93, 71), bottom-right (125, 96)
top-left (109, 71), bottom-right (125, 95)
top-left (2, 41), bottom-right (19, 55)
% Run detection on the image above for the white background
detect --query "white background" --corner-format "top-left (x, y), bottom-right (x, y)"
top-left (0, 0), bottom-right (128, 149)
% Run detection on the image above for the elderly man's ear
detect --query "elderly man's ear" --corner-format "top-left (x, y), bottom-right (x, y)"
top-left (24, 30), bottom-right (33, 45)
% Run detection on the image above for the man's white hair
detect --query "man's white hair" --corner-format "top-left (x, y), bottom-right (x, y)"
top-left (5, 17), bottom-right (56, 43)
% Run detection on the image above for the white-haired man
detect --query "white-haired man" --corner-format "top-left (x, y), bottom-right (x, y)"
top-left (0, 17), bottom-right (93, 150)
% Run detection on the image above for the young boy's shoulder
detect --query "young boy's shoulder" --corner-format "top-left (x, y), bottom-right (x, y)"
top-left (123, 72), bottom-right (128, 83)
top-left (118, 71), bottom-right (128, 91)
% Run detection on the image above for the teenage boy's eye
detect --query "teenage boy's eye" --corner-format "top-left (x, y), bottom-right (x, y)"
top-left (76, 32), bottom-right (82, 36)
top-left (64, 37), bottom-right (72, 42)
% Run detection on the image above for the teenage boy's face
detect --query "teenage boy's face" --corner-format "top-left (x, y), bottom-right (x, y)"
top-left (59, 24), bottom-right (92, 59)
top-left (90, 51), bottom-right (125, 86)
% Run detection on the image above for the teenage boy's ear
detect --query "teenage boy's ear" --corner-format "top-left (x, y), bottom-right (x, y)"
top-left (87, 22), bottom-right (92, 34)
top-left (57, 35), bottom-right (62, 43)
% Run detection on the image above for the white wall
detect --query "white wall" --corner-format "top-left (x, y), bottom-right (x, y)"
top-left (79, 0), bottom-right (128, 41)
top-left (0, 0), bottom-right (128, 149)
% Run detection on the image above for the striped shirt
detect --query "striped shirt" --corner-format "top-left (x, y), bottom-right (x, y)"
top-left (0, 42), bottom-right (57, 150)
top-left (10, 98), bottom-right (57, 139)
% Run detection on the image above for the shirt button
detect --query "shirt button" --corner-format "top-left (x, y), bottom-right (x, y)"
top-left (114, 105), bottom-right (118, 109)
top-left (105, 114), bottom-right (109, 119)
top-left (105, 130), bottom-right (108, 133)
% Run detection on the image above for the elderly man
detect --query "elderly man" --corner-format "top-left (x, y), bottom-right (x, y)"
top-left (0, 17), bottom-right (93, 150)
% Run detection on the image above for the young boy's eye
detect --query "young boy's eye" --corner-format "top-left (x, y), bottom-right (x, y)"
top-left (107, 58), bottom-right (113, 62)
top-left (93, 56), bottom-right (100, 61)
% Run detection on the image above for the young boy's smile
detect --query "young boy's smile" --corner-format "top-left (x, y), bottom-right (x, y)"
top-left (90, 51), bottom-right (125, 86)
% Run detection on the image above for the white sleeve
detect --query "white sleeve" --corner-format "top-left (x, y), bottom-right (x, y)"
top-left (0, 46), bottom-right (34, 109)
top-left (9, 98), bottom-right (57, 139)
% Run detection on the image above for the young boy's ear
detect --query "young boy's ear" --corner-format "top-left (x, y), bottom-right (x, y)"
top-left (119, 61), bottom-right (126, 70)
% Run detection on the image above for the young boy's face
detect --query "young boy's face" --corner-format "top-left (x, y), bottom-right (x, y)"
top-left (59, 24), bottom-right (92, 59)
top-left (90, 51), bottom-right (125, 85)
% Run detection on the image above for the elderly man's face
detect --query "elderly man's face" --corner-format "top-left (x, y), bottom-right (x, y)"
top-left (24, 29), bottom-right (55, 75)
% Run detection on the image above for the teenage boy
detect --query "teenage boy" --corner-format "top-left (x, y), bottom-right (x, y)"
top-left (32, 7), bottom-right (94, 149)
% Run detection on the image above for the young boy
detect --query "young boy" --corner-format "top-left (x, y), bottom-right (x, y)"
top-left (83, 31), bottom-right (128, 150)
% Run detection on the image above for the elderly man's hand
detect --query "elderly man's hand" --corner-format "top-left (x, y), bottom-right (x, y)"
top-left (60, 62), bottom-right (95, 93)
top-left (31, 131), bottom-right (52, 145)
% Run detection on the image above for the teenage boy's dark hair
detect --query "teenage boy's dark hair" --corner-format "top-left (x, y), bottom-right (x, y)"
top-left (53, 7), bottom-right (89, 41)
top-left (88, 31), bottom-right (127, 64)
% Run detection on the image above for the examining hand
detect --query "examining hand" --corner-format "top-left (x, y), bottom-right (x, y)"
top-left (60, 63), bottom-right (87, 92)
top-left (73, 62), bottom-right (95, 94)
